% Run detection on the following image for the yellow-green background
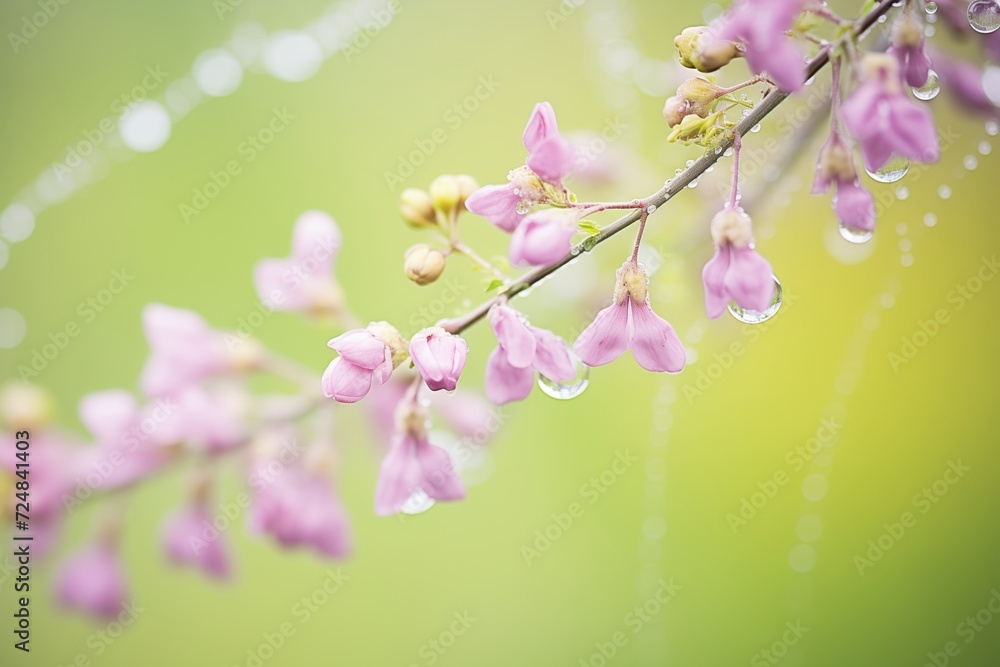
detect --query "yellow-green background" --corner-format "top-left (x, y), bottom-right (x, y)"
top-left (2, 0), bottom-right (999, 665)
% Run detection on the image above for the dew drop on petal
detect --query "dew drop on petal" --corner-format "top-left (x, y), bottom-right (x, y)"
top-left (839, 224), bottom-right (873, 244)
top-left (968, 0), bottom-right (1000, 33)
top-left (925, 1), bottom-right (938, 14)
top-left (400, 489), bottom-right (435, 515)
top-left (912, 70), bottom-right (940, 100)
top-left (865, 156), bottom-right (909, 183)
top-left (728, 276), bottom-right (782, 324)
top-left (538, 351), bottom-right (590, 400)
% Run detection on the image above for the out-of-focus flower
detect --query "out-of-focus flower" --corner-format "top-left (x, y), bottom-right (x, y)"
top-left (55, 543), bottom-right (127, 618)
top-left (253, 210), bottom-right (344, 317)
top-left (139, 304), bottom-right (233, 397)
top-left (704, 0), bottom-right (809, 92)
top-left (889, 8), bottom-right (932, 88)
top-left (930, 47), bottom-right (997, 112)
top-left (701, 207), bottom-right (775, 318)
top-left (409, 328), bottom-right (468, 392)
top-left (841, 54), bottom-right (940, 172)
top-left (675, 25), bottom-right (741, 73)
top-left (248, 461), bottom-right (351, 558)
top-left (162, 505), bottom-right (232, 579)
top-left (404, 244), bottom-right (447, 285)
top-left (574, 261), bottom-right (686, 372)
top-left (322, 323), bottom-right (407, 404)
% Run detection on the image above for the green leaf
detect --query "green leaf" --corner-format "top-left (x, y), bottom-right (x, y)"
top-left (577, 220), bottom-right (602, 236)
top-left (485, 279), bottom-right (504, 293)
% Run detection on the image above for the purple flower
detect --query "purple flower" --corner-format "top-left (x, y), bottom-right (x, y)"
top-left (466, 102), bottom-right (576, 233)
top-left (322, 324), bottom-right (405, 404)
top-left (253, 210), bottom-right (343, 315)
top-left (930, 47), bottom-right (997, 113)
top-left (162, 506), bottom-right (232, 579)
top-left (508, 209), bottom-right (578, 266)
top-left (574, 262), bottom-right (686, 372)
top-left (248, 465), bottom-right (352, 558)
top-left (889, 8), bottom-right (931, 88)
top-left (139, 304), bottom-right (230, 397)
top-left (707, 0), bottom-right (808, 92)
top-left (841, 54), bottom-right (940, 172)
top-left (55, 544), bottom-right (127, 618)
top-left (484, 304), bottom-right (576, 404)
top-left (375, 419), bottom-right (465, 516)
top-left (701, 207), bottom-right (775, 318)
top-left (812, 133), bottom-right (876, 234)
top-left (409, 327), bottom-right (469, 392)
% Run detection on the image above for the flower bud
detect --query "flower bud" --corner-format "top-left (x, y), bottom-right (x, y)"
top-left (429, 175), bottom-right (462, 214)
top-left (404, 244), bottom-right (446, 286)
top-left (675, 26), bottom-right (740, 73)
top-left (710, 206), bottom-right (754, 248)
top-left (662, 96), bottom-right (689, 127)
top-left (676, 77), bottom-right (721, 116)
top-left (400, 188), bottom-right (436, 227)
top-left (818, 139), bottom-right (856, 183)
top-left (613, 261), bottom-right (649, 304)
top-left (0, 382), bottom-right (53, 428)
top-left (455, 174), bottom-right (479, 211)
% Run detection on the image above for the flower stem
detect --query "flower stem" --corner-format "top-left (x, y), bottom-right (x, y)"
top-left (730, 131), bottom-right (742, 209)
top-left (451, 241), bottom-right (508, 281)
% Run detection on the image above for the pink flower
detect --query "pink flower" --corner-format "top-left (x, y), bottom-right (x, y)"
top-left (930, 48), bottom-right (996, 113)
top-left (574, 262), bottom-right (686, 372)
top-left (508, 209), bottom-right (578, 266)
top-left (139, 304), bottom-right (230, 397)
top-left (701, 207), bottom-right (775, 318)
top-left (162, 506), bottom-right (232, 579)
top-left (253, 210), bottom-right (343, 315)
top-left (707, 0), bottom-right (808, 92)
top-left (75, 390), bottom-right (172, 491)
top-left (841, 54), bottom-right (940, 172)
top-left (409, 327), bottom-right (468, 392)
top-left (55, 544), bottom-right (127, 618)
top-left (812, 133), bottom-right (875, 234)
top-left (889, 8), bottom-right (931, 88)
top-left (522, 102), bottom-right (575, 183)
top-left (375, 411), bottom-right (465, 516)
top-left (248, 465), bottom-right (352, 558)
top-left (150, 385), bottom-right (244, 453)
top-left (484, 304), bottom-right (577, 404)
top-left (466, 102), bottom-right (576, 232)
top-left (322, 323), bottom-right (404, 403)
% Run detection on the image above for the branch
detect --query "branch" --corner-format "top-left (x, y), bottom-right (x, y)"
top-left (442, 0), bottom-right (896, 335)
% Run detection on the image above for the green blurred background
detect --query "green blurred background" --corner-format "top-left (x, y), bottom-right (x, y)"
top-left (2, 0), bottom-right (999, 665)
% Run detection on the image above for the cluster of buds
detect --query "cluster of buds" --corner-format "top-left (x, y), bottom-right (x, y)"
top-left (399, 174), bottom-right (480, 286)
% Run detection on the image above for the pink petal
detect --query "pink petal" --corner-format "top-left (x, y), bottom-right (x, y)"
top-left (322, 358), bottom-right (375, 403)
top-left (508, 211), bottom-right (576, 267)
top-left (702, 246), bottom-right (732, 319)
top-left (291, 210), bottom-right (341, 264)
top-left (834, 180), bottom-right (876, 232)
top-left (725, 246), bottom-right (775, 314)
top-left (531, 327), bottom-right (576, 382)
top-left (374, 435), bottom-right (423, 515)
top-left (573, 301), bottom-right (630, 367)
top-left (465, 184), bottom-right (524, 233)
top-left (410, 330), bottom-right (468, 392)
top-left (328, 329), bottom-right (391, 370)
top-left (526, 136), bottom-right (575, 183)
top-left (415, 439), bottom-right (466, 502)
top-left (488, 305), bottom-right (536, 368)
top-left (629, 299), bottom-right (686, 373)
top-left (484, 347), bottom-right (535, 405)
top-left (522, 102), bottom-right (560, 153)
top-left (78, 390), bottom-right (138, 445)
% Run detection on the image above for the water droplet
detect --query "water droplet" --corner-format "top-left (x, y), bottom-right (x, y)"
top-left (925, 1), bottom-right (938, 14)
top-left (839, 224), bottom-right (873, 244)
top-left (515, 201), bottom-right (530, 214)
top-left (724, 147), bottom-right (734, 157)
top-left (400, 490), bottom-right (435, 515)
top-left (964, 155), bottom-right (979, 170)
top-left (688, 179), bottom-right (699, 188)
top-left (538, 351), bottom-right (590, 400)
top-left (714, 146), bottom-right (723, 155)
top-left (912, 70), bottom-right (940, 100)
top-left (988, 120), bottom-right (1000, 136)
top-left (865, 156), bottom-right (909, 183)
top-left (968, 0), bottom-right (1000, 33)
top-left (924, 212), bottom-right (937, 227)
top-left (895, 186), bottom-right (909, 200)
top-left (979, 141), bottom-right (992, 155)
top-left (750, 123), bottom-right (761, 133)
top-left (646, 204), bottom-right (656, 213)
top-left (685, 159), bottom-right (695, 168)
top-left (938, 185), bottom-right (952, 199)
top-left (728, 276), bottom-right (782, 324)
